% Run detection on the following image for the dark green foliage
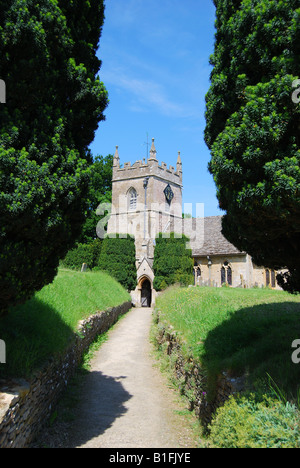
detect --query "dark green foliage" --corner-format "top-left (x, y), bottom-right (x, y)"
top-left (153, 233), bottom-right (193, 291)
top-left (79, 154), bottom-right (113, 244)
top-left (205, 0), bottom-right (300, 293)
top-left (98, 235), bottom-right (137, 291)
top-left (0, 0), bottom-right (108, 314)
top-left (61, 239), bottom-right (102, 270)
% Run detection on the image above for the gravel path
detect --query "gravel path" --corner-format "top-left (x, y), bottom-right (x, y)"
top-left (34, 307), bottom-right (199, 448)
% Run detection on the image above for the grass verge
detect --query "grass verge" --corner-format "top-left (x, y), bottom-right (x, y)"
top-left (153, 286), bottom-right (300, 447)
top-left (154, 286), bottom-right (300, 401)
top-left (0, 269), bottom-right (130, 379)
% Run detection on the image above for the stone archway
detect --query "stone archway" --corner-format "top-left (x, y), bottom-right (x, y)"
top-left (131, 263), bottom-right (156, 308)
top-left (141, 278), bottom-right (152, 307)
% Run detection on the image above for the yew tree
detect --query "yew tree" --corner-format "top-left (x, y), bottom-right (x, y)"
top-left (98, 235), bottom-right (137, 291)
top-left (205, 0), bottom-right (300, 293)
top-left (0, 0), bottom-right (108, 315)
top-left (153, 233), bottom-right (193, 290)
top-left (78, 153), bottom-right (113, 244)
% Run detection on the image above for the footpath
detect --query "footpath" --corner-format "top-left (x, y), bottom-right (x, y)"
top-left (34, 307), bottom-right (199, 448)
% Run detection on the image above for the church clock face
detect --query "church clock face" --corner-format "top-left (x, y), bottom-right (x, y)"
top-left (164, 184), bottom-right (174, 205)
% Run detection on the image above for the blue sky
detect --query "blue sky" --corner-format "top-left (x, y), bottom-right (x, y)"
top-left (89, 0), bottom-right (223, 217)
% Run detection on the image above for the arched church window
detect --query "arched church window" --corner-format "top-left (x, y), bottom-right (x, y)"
top-left (266, 269), bottom-right (270, 286)
top-left (221, 262), bottom-right (232, 286)
top-left (227, 266), bottom-right (232, 286)
top-left (221, 266), bottom-right (226, 285)
top-left (265, 269), bottom-right (276, 288)
top-left (128, 188), bottom-right (137, 211)
top-left (271, 270), bottom-right (276, 288)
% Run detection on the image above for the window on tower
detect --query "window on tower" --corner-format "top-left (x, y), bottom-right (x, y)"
top-left (128, 188), bottom-right (137, 211)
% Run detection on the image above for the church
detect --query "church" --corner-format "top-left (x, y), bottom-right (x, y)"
top-left (107, 139), bottom-right (282, 307)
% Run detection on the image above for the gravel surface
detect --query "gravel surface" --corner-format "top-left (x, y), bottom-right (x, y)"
top-left (33, 307), bottom-right (200, 449)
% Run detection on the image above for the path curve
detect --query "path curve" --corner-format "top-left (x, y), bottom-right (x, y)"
top-left (36, 307), bottom-right (198, 448)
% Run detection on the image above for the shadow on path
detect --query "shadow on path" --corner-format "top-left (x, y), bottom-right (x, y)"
top-left (33, 307), bottom-right (199, 448)
top-left (36, 370), bottom-right (132, 448)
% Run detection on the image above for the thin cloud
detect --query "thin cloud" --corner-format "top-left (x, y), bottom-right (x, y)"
top-left (104, 68), bottom-right (199, 118)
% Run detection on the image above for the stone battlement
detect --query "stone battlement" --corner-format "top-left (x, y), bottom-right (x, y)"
top-left (112, 138), bottom-right (182, 186)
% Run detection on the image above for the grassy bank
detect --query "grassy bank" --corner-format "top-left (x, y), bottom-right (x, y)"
top-left (0, 269), bottom-right (130, 379)
top-left (154, 286), bottom-right (300, 447)
top-left (155, 286), bottom-right (300, 400)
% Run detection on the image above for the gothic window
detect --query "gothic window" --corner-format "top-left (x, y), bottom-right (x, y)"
top-left (271, 270), bottom-right (276, 288)
top-left (265, 269), bottom-right (276, 288)
top-left (227, 266), bottom-right (232, 286)
top-left (221, 266), bottom-right (226, 285)
top-left (128, 188), bottom-right (137, 211)
top-left (221, 263), bottom-right (232, 286)
top-left (265, 269), bottom-right (270, 287)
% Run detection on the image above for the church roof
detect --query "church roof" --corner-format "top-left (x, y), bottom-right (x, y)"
top-left (183, 216), bottom-right (244, 256)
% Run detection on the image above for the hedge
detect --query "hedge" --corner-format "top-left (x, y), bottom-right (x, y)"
top-left (97, 234), bottom-right (137, 291)
top-left (153, 233), bottom-right (194, 290)
top-left (61, 239), bottom-right (102, 270)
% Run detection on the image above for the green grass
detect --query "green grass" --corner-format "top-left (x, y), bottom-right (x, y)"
top-left (0, 269), bottom-right (130, 379)
top-left (155, 286), bottom-right (300, 400)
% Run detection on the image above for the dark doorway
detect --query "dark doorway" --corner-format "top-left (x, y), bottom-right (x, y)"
top-left (141, 279), bottom-right (152, 307)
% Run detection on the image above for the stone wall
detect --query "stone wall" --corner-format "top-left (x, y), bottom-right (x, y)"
top-left (153, 312), bottom-right (245, 429)
top-left (0, 301), bottom-right (132, 448)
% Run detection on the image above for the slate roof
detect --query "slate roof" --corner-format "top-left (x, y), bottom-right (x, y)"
top-left (183, 216), bottom-right (244, 257)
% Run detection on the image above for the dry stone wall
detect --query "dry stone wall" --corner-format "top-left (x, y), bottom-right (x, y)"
top-left (153, 312), bottom-right (246, 428)
top-left (0, 301), bottom-right (132, 448)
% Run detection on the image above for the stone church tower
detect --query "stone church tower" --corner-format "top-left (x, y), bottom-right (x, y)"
top-left (107, 138), bottom-right (183, 307)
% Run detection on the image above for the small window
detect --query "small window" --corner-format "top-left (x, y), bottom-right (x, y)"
top-left (271, 270), bottom-right (276, 288)
top-left (266, 269), bottom-right (270, 286)
top-left (128, 188), bottom-right (137, 211)
top-left (221, 263), bottom-right (232, 286)
top-left (265, 269), bottom-right (276, 288)
top-left (221, 266), bottom-right (226, 285)
top-left (227, 266), bottom-right (232, 286)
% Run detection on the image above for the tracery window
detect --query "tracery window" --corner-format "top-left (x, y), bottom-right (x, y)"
top-left (221, 262), bottom-right (232, 286)
top-left (265, 269), bottom-right (276, 288)
top-left (271, 270), bottom-right (276, 288)
top-left (221, 266), bottom-right (226, 285)
top-left (266, 269), bottom-right (270, 286)
top-left (128, 188), bottom-right (137, 211)
top-left (227, 266), bottom-right (232, 286)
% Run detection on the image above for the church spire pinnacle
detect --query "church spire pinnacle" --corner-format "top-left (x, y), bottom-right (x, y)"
top-left (176, 151), bottom-right (182, 178)
top-left (148, 138), bottom-right (158, 161)
top-left (113, 145), bottom-right (120, 168)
